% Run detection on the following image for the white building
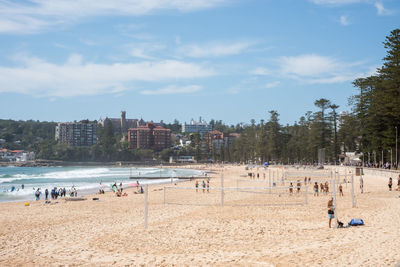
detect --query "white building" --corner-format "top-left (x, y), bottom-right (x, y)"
top-left (182, 118), bottom-right (212, 135)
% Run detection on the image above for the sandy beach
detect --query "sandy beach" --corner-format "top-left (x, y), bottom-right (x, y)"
top-left (0, 164), bottom-right (399, 266)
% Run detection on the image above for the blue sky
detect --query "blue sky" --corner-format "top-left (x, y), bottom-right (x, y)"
top-left (0, 0), bottom-right (399, 125)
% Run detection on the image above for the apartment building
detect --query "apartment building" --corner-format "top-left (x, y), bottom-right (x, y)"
top-left (55, 120), bottom-right (97, 146)
top-left (128, 122), bottom-right (171, 151)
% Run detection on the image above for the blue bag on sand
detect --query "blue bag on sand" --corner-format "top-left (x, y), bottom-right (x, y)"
top-left (349, 219), bottom-right (364, 226)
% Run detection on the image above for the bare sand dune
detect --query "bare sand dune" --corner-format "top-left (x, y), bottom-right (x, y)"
top-left (0, 165), bottom-right (399, 266)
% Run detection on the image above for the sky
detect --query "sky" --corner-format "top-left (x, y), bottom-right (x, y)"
top-left (0, 0), bottom-right (399, 126)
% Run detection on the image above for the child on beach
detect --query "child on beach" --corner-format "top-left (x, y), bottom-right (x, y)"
top-left (388, 177), bottom-right (392, 191)
top-left (195, 181), bottom-right (199, 192)
top-left (202, 180), bottom-right (206, 193)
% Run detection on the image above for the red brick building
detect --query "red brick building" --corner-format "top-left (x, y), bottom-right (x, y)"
top-left (128, 122), bottom-right (171, 151)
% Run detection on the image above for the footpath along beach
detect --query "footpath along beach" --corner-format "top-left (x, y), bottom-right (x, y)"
top-left (0, 164), bottom-right (399, 266)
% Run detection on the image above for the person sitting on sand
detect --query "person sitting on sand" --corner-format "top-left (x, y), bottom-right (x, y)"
top-left (313, 182), bottom-right (319, 196)
top-left (327, 197), bottom-right (334, 228)
top-left (388, 177), bottom-right (393, 191)
top-left (116, 190), bottom-right (122, 197)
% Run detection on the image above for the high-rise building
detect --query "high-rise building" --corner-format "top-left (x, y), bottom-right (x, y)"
top-left (128, 122), bottom-right (171, 151)
top-left (55, 120), bottom-right (97, 146)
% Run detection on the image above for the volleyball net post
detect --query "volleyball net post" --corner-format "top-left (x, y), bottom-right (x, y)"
top-left (351, 173), bottom-right (356, 208)
top-left (331, 178), bottom-right (338, 228)
top-left (221, 173), bottom-right (224, 207)
top-left (144, 184), bottom-right (148, 229)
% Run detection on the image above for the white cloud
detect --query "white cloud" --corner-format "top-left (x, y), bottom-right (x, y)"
top-left (251, 54), bottom-right (370, 84)
top-left (249, 67), bottom-right (272, 76)
top-left (310, 0), bottom-right (394, 16)
top-left (178, 41), bottom-right (255, 58)
top-left (0, 0), bottom-right (228, 34)
top-left (127, 43), bottom-right (165, 60)
top-left (375, 2), bottom-right (392, 15)
top-left (278, 54), bottom-right (365, 84)
top-left (0, 54), bottom-right (214, 97)
top-left (264, 81), bottom-right (281, 88)
top-left (339, 15), bottom-right (350, 25)
top-left (140, 85), bottom-right (201, 95)
top-left (309, 0), bottom-right (368, 5)
top-left (280, 54), bottom-right (340, 77)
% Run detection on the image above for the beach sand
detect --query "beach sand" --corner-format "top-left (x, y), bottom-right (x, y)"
top-left (0, 164), bottom-right (399, 266)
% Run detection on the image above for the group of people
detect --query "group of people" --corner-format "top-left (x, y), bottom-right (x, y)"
top-left (34, 186), bottom-right (77, 201)
top-left (388, 175), bottom-right (400, 191)
top-left (195, 179), bottom-right (210, 193)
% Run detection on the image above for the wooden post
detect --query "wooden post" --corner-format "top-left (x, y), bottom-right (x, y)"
top-left (305, 180), bottom-right (308, 205)
top-left (331, 179), bottom-right (338, 228)
top-left (269, 176), bottom-right (271, 194)
top-left (351, 173), bottom-right (356, 208)
top-left (163, 186), bottom-right (166, 205)
top-left (144, 184), bottom-right (148, 229)
top-left (221, 173), bottom-right (224, 206)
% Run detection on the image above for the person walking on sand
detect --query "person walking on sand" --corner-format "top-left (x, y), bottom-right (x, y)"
top-left (397, 175), bottom-right (400, 191)
top-left (327, 197), bottom-right (334, 228)
top-left (296, 180), bottom-right (301, 194)
top-left (339, 184), bottom-right (343, 196)
top-left (320, 183), bottom-right (324, 194)
top-left (388, 177), bottom-right (393, 191)
top-left (45, 188), bottom-right (49, 200)
top-left (207, 180), bottom-right (210, 193)
top-left (195, 180), bottom-right (199, 192)
top-left (289, 183), bottom-right (293, 195)
top-left (313, 182), bottom-right (319, 196)
top-left (359, 176), bottom-right (364, 193)
top-left (202, 180), bottom-right (206, 193)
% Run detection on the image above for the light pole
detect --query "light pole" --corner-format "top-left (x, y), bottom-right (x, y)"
top-left (381, 150), bottom-right (384, 168)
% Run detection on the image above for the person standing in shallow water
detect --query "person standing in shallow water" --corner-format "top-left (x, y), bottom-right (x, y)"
top-left (45, 189), bottom-right (49, 200)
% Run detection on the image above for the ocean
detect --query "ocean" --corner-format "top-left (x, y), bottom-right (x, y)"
top-left (0, 166), bottom-right (204, 202)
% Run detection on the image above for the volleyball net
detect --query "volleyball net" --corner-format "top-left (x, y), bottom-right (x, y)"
top-left (163, 184), bottom-right (308, 207)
